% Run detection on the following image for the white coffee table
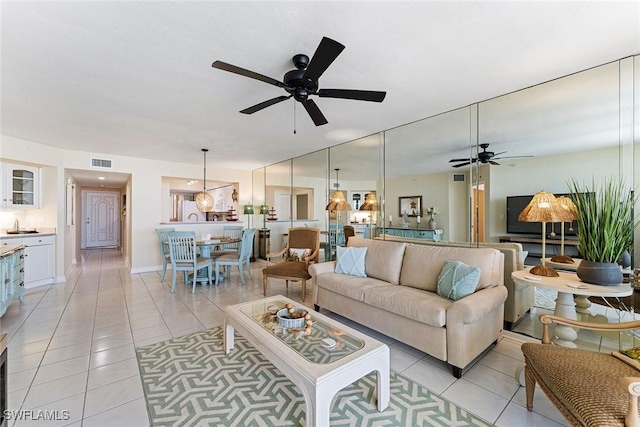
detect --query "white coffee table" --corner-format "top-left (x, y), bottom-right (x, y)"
top-left (224, 295), bottom-right (390, 427)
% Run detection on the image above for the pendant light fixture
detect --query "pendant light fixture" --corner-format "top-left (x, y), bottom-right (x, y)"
top-left (325, 169), bottom-right (352, 211)
top-left (195, 148), bottom-right (214, 212)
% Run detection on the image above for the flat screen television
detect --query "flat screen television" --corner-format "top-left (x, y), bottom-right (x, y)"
top-left (506, 194), bottom-right (577, 237)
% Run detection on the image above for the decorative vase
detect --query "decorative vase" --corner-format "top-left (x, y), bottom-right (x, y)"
top-left (428, 219), bottom-right (436, 229)
top-left (576, 260), bottom-right (623, 286)
top-left (618, 250), bottom-right (632, 269)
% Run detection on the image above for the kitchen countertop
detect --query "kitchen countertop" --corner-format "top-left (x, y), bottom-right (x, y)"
top-left (0, 227), bottom-right (57, 238)
top-left (0, 244), bottom-right (26, 256)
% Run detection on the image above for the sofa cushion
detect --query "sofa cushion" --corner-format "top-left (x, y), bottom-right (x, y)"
top-left (314, 272), bottom-right (390, 301)
top-left (347, 237), bottom-right (407, 284)
top-left (400, 244), bottom-right (502, 292)
top-left (335, 246), bottom-right (367, 277)
top-left (437, 260), bottom-right (481, 301)
top-left (363, 285), bottom-right (451, 327)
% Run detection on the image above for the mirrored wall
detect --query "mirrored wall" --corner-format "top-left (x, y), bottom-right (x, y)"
top-left (253, 55), bottom-right (639, 260)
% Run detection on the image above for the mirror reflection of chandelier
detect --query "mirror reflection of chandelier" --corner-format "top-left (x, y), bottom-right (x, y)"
top-left (195, 148), bottom-right (214, 212)
top-left (325, 169), bottom-right (352, 211)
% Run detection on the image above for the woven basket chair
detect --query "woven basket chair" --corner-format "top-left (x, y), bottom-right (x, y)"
top-left (262, 227), bottom-right (320, 302)
top-left (522, 313), bottom-right (640, 426)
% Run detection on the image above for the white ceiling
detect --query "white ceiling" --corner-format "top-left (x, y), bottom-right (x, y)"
top-left (2, 1), bottom-right (639, 186)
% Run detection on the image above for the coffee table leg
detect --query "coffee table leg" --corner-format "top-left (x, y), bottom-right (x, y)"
top-left (310, 385), bottom-right (333, 427)
top-left (224, 320), bottom-right (235, 354)
top-left (376, 365), bottom-right (390, 411)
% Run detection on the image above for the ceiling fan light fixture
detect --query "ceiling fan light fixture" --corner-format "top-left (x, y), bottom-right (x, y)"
top-left (195, 148), bottom-right (214, 212)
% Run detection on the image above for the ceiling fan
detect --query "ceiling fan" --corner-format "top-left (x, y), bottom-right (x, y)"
top-left (449, 143), bottom-right (533, 168)
top-left (211, 37), bottom-right (386, 126)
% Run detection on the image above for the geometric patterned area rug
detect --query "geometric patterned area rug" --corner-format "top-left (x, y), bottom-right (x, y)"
top-left (136, 327), bottom-right (493, 427)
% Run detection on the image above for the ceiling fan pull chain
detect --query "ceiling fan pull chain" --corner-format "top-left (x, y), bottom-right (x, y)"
top-left (293, 100), bottom-right (297, 134)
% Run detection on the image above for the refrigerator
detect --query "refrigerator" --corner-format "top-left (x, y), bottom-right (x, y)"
top-left (182, 200), bottom-right (206, 222)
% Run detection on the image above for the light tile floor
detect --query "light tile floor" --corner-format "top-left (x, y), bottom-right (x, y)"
top-left (1, 248), bottom-right (605, 426)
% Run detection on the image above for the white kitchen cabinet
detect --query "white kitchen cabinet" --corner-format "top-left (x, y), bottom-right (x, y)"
top-left (1, 162), bottom-right (40, 209)
top-left (22, 235), bottom-right (54, 284)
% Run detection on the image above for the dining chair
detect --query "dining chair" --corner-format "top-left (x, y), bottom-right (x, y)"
top-left (214, 228), bottom-right (256, 285)
top-left (211, 225), bottom-right (245, 258)
top-left (167, 231), bottom-right (213, 293)
top-left (155, 227), bottom-right (175, 281)
top-left (343, 225), bottom-right (355, 244)
top-left (262, 227), bottom-right (320, 301)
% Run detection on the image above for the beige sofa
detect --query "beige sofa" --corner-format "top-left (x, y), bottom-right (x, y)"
top-left (309, 237), bottom-right (507, 378)
top-left (378, 235), bottom-right (532, 330)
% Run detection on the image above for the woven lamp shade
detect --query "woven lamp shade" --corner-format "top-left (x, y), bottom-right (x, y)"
top-left (518, 191), bottom-right (573, 223)
top-left (359, 193), bottom-right (380, 211)
top-left (259, 205), bottom-right (270, 215)
top-left (555, 196), bottom-right (577, 221)
top-left (325, 190), bottom-right (352, 211)
top-left (243, 204), bottom-right (254, 215)
top-left (550, 195), bottom-right (578, 264)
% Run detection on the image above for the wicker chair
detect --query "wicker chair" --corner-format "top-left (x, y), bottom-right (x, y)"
top-left (521, 314), bottom-right (640, 427)
top-left (262, 227), bottom-right (320, 302)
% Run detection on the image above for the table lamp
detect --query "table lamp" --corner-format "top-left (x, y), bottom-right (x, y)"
top-left (518, 190), bottom-right (573, 276)
top-left (259, 204), bottom-right (269, 229)
top-left (550, 195), bottom-right (577, 264)
top-left (243, 203), bottom-right (254, 228)
top-left (325, 169), bottom-right (352, 256)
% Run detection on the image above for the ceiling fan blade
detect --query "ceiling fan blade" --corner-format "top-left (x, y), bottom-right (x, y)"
top-left (303, 37), bottom-right (345, 82)
top-left (317, 89), bottom-right (386, 102)
top-left (493, 155), bottom-right (535, 160)
top-left (240, 95), bottom-right (291, 114)
top-left (492, 151), bottom-right (507, 157)
top-left (212, 61), bottom-right (285, 88)
top-left (452, 161), bottom-right (472, 168)
top-left (489, 160), bottom-right (500, 165)
top-left (449, 157), bottom-right (475, 163)
top-left (302, 99), bottom-right (328, 126)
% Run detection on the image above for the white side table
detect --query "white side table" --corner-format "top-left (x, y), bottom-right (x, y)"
top-left (512, 268), bottom-right (632, 347)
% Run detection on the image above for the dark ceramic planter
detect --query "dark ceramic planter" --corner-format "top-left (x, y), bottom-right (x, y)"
top-left (576, 260), bottom-right (623, 286)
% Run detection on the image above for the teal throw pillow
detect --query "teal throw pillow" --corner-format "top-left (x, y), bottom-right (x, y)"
top-left (335, 246), bottom-right (367, 277)
top-left (437, 260), bottom-right (481, 301)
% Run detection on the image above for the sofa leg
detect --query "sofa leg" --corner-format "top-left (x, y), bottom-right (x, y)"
top-left (450, 365), bottom-right (462, 379)
top-left (314, 304), bottom-right (320, 312)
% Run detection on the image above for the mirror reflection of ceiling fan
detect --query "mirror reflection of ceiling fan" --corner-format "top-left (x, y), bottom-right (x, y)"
top-left (211, 36), bottom-right (386, 126)
top-left (449, 143), bottom-right (533, 168)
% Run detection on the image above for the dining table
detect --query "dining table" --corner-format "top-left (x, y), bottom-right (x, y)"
top-left (195, 236), bottom-right (242, 283)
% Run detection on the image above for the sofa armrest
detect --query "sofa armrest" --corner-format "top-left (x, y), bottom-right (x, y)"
top-left (308, 261), bottom-right (336, 278)
top-left (448, 285), bottom-right (508, 324)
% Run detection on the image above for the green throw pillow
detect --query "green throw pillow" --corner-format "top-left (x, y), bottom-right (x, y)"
top-left (437, 260), bottom-right (481, 301)
top-left (335, 246), bottom-right (367, 277)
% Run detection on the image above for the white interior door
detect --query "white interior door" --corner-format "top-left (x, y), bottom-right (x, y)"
top-left (84, 190), bottom-right (120, 248)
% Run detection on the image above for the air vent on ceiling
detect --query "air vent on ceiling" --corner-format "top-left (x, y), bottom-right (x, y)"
top-left (452, 173), bottom-right (465, 182)
top-left (91, 158), bottom-right (112, 169)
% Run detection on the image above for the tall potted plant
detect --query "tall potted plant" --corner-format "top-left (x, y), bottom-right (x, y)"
top-left (568, 178), bottom-right (637, 286)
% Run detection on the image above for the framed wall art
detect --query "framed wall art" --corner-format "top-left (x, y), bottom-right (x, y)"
top-left (399, 196), bottom-right (422, 217)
